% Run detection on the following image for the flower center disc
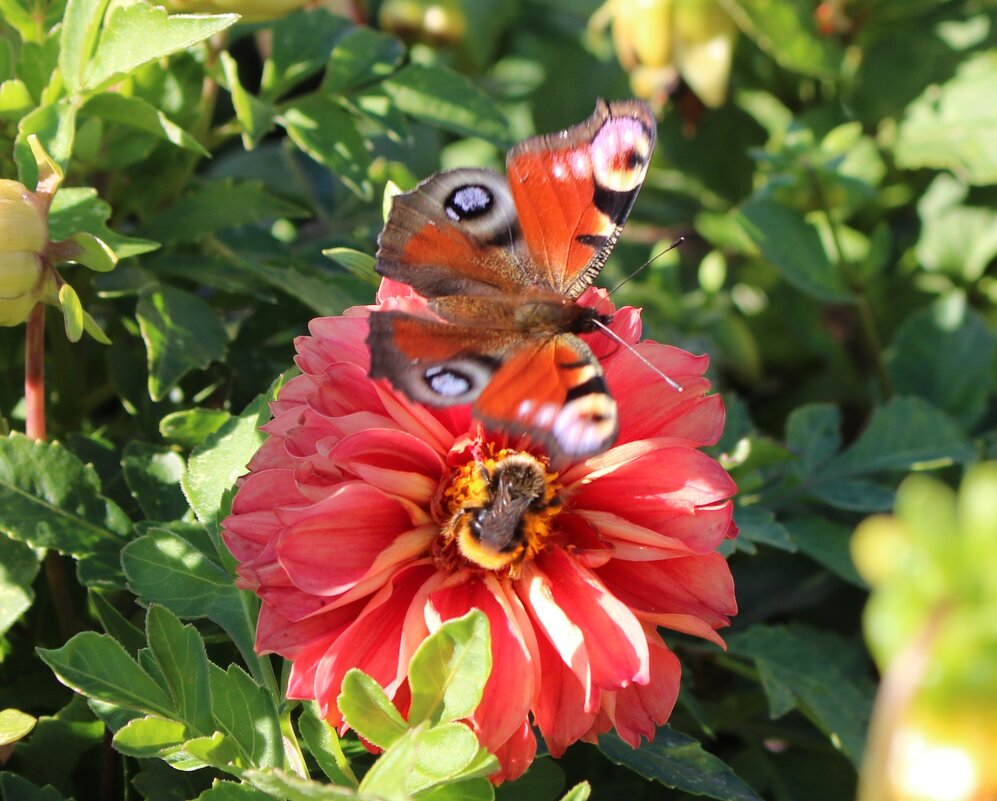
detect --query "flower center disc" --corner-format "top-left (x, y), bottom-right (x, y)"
top-left (437, 448), bottom-right (562, 575)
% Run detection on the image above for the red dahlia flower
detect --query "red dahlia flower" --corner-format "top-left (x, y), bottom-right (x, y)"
top-left (222, 280), bottom-right (737, 782)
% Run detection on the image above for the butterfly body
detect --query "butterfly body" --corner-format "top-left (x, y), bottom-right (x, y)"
top-left (368, 99), bottom-right (657, 460)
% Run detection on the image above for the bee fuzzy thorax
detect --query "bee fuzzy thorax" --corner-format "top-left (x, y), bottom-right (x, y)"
top-left (437, 448), bottom-right (561, 575)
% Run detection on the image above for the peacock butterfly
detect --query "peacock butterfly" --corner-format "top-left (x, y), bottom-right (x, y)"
top-left (367, 99), bottom-right (658, 461)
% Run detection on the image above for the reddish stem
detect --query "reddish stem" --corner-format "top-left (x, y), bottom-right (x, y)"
top-left (25, 303), bottom-right (46, 441)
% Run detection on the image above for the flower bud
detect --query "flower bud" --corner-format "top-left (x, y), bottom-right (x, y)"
top-left (379, 0), bottom-right (467, 46)
top-left (0, 179), bottom-right (52, 327)
top-left (611, 0), bottom-right (673, 70)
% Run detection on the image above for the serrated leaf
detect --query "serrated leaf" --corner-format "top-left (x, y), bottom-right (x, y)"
top-left (895, 51), bottom-right (997, 185)
top-left (90, 590), bottom-right (146, 655)
top-left (82, 93), bottom-right (208, 155)
top-left (160, 408), bottom-right (232, 449)
top-left (48, 186), bottom-right (159, 259)
top-left (886, 299), bottom-right (994, 428)
top-left (0, 434), bottom-right (130, 588)
top-left (140, 179), bottom-right (308, 243)
top-left (338, 669), bottom-right (409, 749)
top-left (727, 625), bottom-right (872, 765)
top-left (322, 26), bottom-right (404, 94)
top-left (245, 768), bottom-right (369, 800)
top-left (111, 715), bottom-right (188, 757)
top-left (121, 441), bottom-right (188, 521)
top-left (0, 708), bottom-right (37, 745)
top-left (732, 506), bottom-right (796, 552)
top-left (819, 397), bottom-right (974, 478)
top-left (722, 0), bottom-right (842, 79)
top-left (38, 632), bottom-right (175, 717)
top-left (298, 701), bottom-right (359, 787)
top-left (598, 729), bottom-right (762, 801)
top-left (0, 534), bottom-right (40, 636)
top-left (263, 9), bottom-right (354, 99)
top-left (279, 97), bottom-right (372, 200)
top-left (121, 529), bottom-right (261, 685)
top-left (784, 518), bottom-right (864, 587)
top-left (182, 390), bottom-right (272, 533)
top-left (383, 65), bottom-right (510, 146)
top-left (146, 605), bottom-right (214, 736)
top-left (408, 609), bottom-right (491, 726)
top-left (209, 662), bottom-right (281, 769)
top-left (84, 3), bottom-right (237, 91)
top-left (808, 479), bottom-right (895, 512)
top-left (736, 198), bottom-right (853, 302)
top-left (0, 774), bottom-right (68, 801)
top-left (785, 403), bottom-right (841, 472)
top-left (220, 51), bottom-right (275, 151)
top-left (182, 731), bottom-right (242, 771)
top-left (137, 284), bottom-right (230, 401)
top-left (60, 0), bottom-right (110, 94)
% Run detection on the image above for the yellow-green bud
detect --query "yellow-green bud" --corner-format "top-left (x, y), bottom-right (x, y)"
top-left (0, 179), bottom-right (52, 327)
top-left (611, 0), bottom-right (673, 70)
top-left (380, 0), bottom-right (467, 47)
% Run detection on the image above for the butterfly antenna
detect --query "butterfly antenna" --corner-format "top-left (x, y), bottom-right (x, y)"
top-left (592, 319), bottom-right (683, 392)
top-left (606, 236), bottom-right (685, 298)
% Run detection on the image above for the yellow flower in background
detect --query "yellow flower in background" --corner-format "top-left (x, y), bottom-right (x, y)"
top-left (378, 0), bottom-right (467, 47)
top-left (593, 0), bottom-right (738, 109)
top-left (853, 464), bottom-right (997, 801)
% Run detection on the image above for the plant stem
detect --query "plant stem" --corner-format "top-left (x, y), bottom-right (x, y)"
top-left (25, 304), bottom-right (46, 441)
top-left (807, 164), bottom-right (894, 399)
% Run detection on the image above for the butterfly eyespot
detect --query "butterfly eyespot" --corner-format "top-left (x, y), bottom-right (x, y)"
top-left (424, 365), bottom-right (473, 397)
top-left (445, 184), bottom-right (493, 222)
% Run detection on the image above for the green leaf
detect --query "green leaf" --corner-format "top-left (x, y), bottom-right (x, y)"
top-left (408, 609), bottom-right (492, 726)
top-left (727, 625), bottom-right (872, 765)
top-left (111, 715), bottom-right (188, 758)
top-left (121, 529), bottom-right (261, 685)
top-left (263, 9), bottom-right (354, 99)
top-left (784, 518), bottom-right (864, 587)
top-left (38, 632), bottom-right (175, 718)
top-left (0, 534), bottom-right (41, 636)
top-left (0, 774), bottom-right (68, 801)
top-left (808, 479), bottom-right (895, 512)
top-left (597, 729), bottom-right (762, 801)
top-left (722, 0), bottom-right (842, 79)
top-left (195, 782), bottom-right (274, 801)
top-left (559, 784), bottom-right (590, 801)
top-left (48, 186), bottom-right (159, 259)
top-left (245, 768), bottom-right (369, 800)
top-left (60, 0), bottom-right (111, 94)
top-left (322, 247), bottom-right (379, 286)
top-left (279, 97), bottom-right (372, 200)
top-left (736, 198), bottom-right (853, 302)
top-left (182, 390), bottom-right (272, 533)
top-left (819, 396), bottom-right (974, 478)
top-left (914, 174), bottom-right (997, 282)
top-left (182, 731), bottom-right (243, 772)
top-left (220, 51), bottom-right (275, 151)
top-left (15, 101), bottom-right (78, 188)
top-left (160, 408), bottom-right (232, 449)
top-left (62, 231), bottom-right (118, 272)
top-left (785, 403), bottom-right (841, 473)
top-left (90, 590), bottom-right (147, 655)
top-left (58, 283), bottom-right (84, 342)
top-left (82, 93), bottom-right (209, 155)
top-left (0, 708), bottom-right (37, 745)
top-left (140, 179), bottom-right (308, 243)
top-left (146, 605), bottom-right (215, 736)
top-left (0, 79), bottom-right (33, 118)
top-left (84, 3), bottom-right (237, 92)
top-left (322, 26), bottom-right (404, 94)
top-left (405, 723), bottom-right (497, 795)
top-left (0, 0), bottom-right (38, 43)
top-left (298, 701), bottom-right (359, 787)
top-left (886, 297), bottom-right (994, 428)
top-left (0, 434), bottom-right (131, 588)
top-left (209, 662), bottom-right (281, 769)
top-left (338, 669), bottom-right (409, 749)
top-left (121, 441), bottom-right (188, 521)
top-left (732, 506), bottom-right (796, 552)
top-left (383, 65), bottom-right (511, 146)
top-left (895, 51), bottom-right (997, 185)
top-left (418, 778), bottom-right (494, 801)
top-left (357, 726), bottom-right (419, 801)
top-left (136, 284), bottom-right (230, 402)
